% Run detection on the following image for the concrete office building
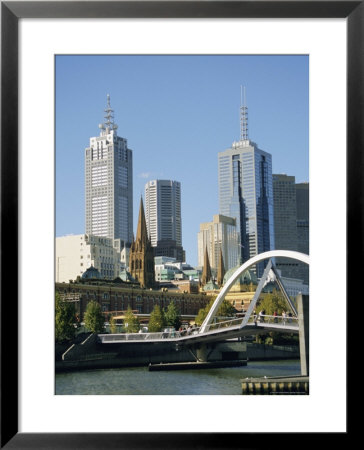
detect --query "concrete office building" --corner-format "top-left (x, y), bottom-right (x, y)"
top-left (296, 182), bottom-right (309, 284)
top-left (273, 174), bottom-right (299, 279)
top-left (218, 89), bottom-right (274, 276)
top-left (197, 214), bottom-right (240, 273)
top-left (85, 95), bottom-right (133, 248)
top-left (144, 179), bottom-right (185, 261)
top-left (272, 175), bottom-right (309, 283)
top-left (55, 234), bottom-right (123, 282)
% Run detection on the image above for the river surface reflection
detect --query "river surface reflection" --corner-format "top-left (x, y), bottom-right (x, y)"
top-left (55, 360), bottom-right (300, 395)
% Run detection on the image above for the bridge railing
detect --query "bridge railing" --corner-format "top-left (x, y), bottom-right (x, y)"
top-left (202, 317), bottom-right (245, 333)
top-left (98, 329), bottom-right (191, 342)
top-left (98, 314), bottom-right (299, 343)
top-left (202, 314), bottom-right (298, 332)
top-left (249, 314), bottom-right (298, 326)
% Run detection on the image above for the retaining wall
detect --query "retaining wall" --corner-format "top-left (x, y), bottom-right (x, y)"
top-left (56, 336), bottom-right (248, 372)
top-left (246, 342), bottom-right (299, 360)
top-left (56, 336), bottom-right (299, 372)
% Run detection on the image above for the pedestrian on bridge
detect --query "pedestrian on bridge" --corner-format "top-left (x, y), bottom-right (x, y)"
top-left (282, 311), bottom-right (287, 325)
top-left (273, 311), bottom-right (278, 323)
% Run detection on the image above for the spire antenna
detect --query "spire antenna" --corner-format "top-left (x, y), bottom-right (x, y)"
top-left (99, 94), bottom-right (118, 134)
top-left (240, 85), bottom-right (248, 141)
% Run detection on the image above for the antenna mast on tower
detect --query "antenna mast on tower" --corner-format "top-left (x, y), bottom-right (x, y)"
top-left (240, 86), bottom-right (248, 141)
top-left (99, 94), bottom-right (118, 133)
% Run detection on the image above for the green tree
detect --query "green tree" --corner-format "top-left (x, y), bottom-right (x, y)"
top-left (55, 292), bottom-right (76, 343)
top-left (148, 305), bottom-right (166, 332)
top-left (257, 290), bottom-right (287, 316)
top-left (194, 298), bottom-right (236, 326)
top-left (109, 314), bottom-right (117, 334)
top-left (164, 301), bottom-right (181, 330)
top-left (84, 300), bottom-right (105, 333)
top-left (123, 305), bottom-right (140, 333)
top-left (217, 299), bottom-right (236, 317)
top-left (195, 306), bottom-right (208, 326)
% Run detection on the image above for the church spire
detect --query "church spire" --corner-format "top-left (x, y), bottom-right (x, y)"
top-left (135, 196), bottom-right (148, 245)
top-left (201, 247), bottom-right (212, 286)
top-left (129, 197), bottom-right (155, 289)
top-left (217, 248), bottom-right (225, 287)
top-left (240, 85), bottom-right (248, 141)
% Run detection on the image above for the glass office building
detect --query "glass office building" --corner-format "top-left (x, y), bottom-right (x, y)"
top-left (218, 139), bottom-right (275, 277)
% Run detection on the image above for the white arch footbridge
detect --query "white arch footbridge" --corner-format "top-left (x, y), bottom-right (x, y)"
top-left (99, 250), bottom-right (309, 345)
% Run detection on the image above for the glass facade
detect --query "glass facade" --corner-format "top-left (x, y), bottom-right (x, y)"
top-left (218, 140), bottom-right (275, 277)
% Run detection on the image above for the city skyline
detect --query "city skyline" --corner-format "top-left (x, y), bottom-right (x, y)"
top-left (56, 55), bottom-right (309, 267)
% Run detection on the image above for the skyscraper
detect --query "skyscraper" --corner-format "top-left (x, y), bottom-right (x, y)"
top-left (273, 175), bottom-right (309, 283)
top-left (218, 88), bottom-right (274, 276)
top-left (273, 174), bottom-right (298, 249)
top-left (273, 174), bottom-right (299, 278)
top-left (85, 95), bottom-right (133, 249)
top-left (144, 179), bottom-right (185, 262)
top-left (296, 182), bottom-right (309, 284)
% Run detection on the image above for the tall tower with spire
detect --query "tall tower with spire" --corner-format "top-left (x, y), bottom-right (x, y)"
top-left (218, 87), bottom-right (275, 277)
top-left (85, 95), bottom-right (133, 249)
top-left (129, 198), bottom-right (155, 288)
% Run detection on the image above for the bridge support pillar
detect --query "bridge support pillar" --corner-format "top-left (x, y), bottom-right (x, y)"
top-left (196, 344), bottom-right (208, 362)
top-left (297, 294), bottom-right (309, 376)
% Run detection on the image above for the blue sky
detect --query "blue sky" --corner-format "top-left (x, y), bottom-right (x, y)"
top-left (56, 55), bottom-right (308, 267)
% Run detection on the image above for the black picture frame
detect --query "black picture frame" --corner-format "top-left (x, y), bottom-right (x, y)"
top-left (1, 1), bottom-right (356, 448)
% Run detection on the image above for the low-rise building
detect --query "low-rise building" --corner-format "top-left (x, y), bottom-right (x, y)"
top-left (154, 256), bottom-right (201, 283)
top-left (55, 234), bottom-right (124, 282)
top-left (55, 278), bottom-right (210, 319)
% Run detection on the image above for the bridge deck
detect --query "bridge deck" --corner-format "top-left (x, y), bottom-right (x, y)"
top-left (98, 321), bottom-right (298, 346)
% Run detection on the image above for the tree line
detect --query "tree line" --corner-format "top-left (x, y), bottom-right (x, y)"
top-left (55, 292), bottom-right (236, 342)
top-left (55, 293), bottom-right (185, 342)
top-left (55, 289), bottom-right (296, 345)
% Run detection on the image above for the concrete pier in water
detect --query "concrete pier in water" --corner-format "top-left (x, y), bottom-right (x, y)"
top-left (242, 375), bottom-right (309, 395)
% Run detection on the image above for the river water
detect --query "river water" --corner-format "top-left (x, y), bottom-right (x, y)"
top-left (55, 360), bottom-right (300, 395)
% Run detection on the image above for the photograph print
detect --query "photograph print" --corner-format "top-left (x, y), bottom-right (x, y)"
top-left (55, 54), bottom-right (309, 395)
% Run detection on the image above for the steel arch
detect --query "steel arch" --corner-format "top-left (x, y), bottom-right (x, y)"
top-left (198, 250), bottom-right (309, 334)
